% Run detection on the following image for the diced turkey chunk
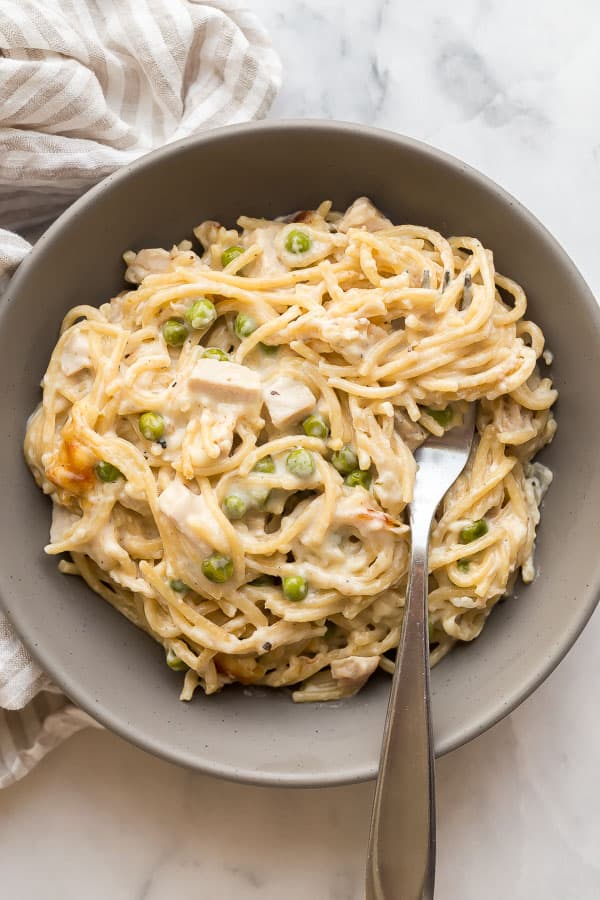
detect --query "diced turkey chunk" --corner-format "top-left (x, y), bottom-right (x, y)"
top-left (242, 224), bottom-right (288, 278)
top-left (193, 220), bottom-right (222, 250)
top-left (330, 655), bottom-right (381, 695)
top-left (188, 359), bottom-right (262, 406)
top-left (263, 376), bottom-right (316, 429)
top-left (124, 248), bottom-right (172, 284)
top-left (50, 502), bottom-right (79, 543)
top-left (168, 359), bottom-right (263, 472)
top-left (336, 197), bottom-right (392, 233)
top-left (157, 480), bottom-right (229, 593)
top-left (119, 481), bottom-right (151, 516)
top-left (306, 308), bottom-right (384, 364)
top-left (60, 330), bottom-right (91, 376)
top-left (334, 493), bottom-right (403, 534)
top-left (158, 480), bottom-right (214, 537)
top-left (158, 479), bottom-right (224, 546)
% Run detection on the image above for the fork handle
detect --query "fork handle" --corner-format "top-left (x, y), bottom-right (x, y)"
top-left (366, 506), bottom-right (436, 900)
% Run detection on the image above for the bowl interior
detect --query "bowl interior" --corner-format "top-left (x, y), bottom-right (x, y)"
top-left (1, 121), bottom-right (599, 786)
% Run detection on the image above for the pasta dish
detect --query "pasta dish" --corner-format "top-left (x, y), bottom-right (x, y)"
top-left (24, 197), bottom-right (557, 702)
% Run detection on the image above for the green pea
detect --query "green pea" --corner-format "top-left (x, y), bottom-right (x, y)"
top-left (345, 469), bottom-right (372, 489)
top-left (253, 455), bottom-right (275, 474)
top-left (301, 413), bottom-right (329, 439)
top-left (186, 298), bottom-right (216, 330)
top-left (459, 519), bottom-right (488, 544)
top-left (282, 575), bottom-right (308, 601)
top-left (285, 229), bottom-right (312, 254)
top-left (234, 312), bottom-right (257, 339)
top-left (201, 553), bottom-right (233, 583)
top-left (222, 493), bottom-right (248, 520)
top-left (260, 342), bottom-right (278, 355)
top-left (250, 574), bottom-right (278, 586)
top-left (202, 347), bottom-right (229, 362)
top-left (139, 411), bottom-right (165, 441)
top-left (96, 461), bottom-right (123, 482)
top-left (166, 648), bottom-right (187, 671)
top-left (286, 448), bottom-right (315, 478)
top-left (221, 245), bottom-right (245, 268)
top-left (169, 578), bottom-right (189, 593)
top-left (424, 406), bottom-right (453, 428)
top-left (331, 444), bottom-right (358, 475)
top-left (457, 558), bottom-right (470, 573)
top-left (162, 318), bottom-right (189, 347)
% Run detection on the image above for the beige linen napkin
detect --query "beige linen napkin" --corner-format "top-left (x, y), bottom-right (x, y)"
top-left (0, 0), bottom-right (281, 788)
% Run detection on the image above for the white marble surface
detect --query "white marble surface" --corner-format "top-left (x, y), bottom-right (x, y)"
top-left (2, 1), bottom-right (600, 897)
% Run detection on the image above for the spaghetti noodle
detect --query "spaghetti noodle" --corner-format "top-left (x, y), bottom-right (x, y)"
top-left (24, 197), bottom-right (557, 702)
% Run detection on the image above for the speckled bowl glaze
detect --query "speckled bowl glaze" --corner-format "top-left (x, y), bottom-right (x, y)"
top-left (1, 120), bottom-right (598, 786)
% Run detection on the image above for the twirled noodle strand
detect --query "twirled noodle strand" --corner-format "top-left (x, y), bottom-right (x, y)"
top-left (25, 197), bottom-right (557, 702)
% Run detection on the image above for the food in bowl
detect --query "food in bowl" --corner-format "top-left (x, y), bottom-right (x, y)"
top-left (24, 197), bottom-right (557, 703)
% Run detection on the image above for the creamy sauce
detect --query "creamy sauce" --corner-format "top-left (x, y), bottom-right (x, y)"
top-left (26, 197), bottom-right (557, 703)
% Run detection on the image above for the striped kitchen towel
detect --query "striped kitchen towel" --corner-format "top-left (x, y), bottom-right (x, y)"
top-left (0, 0), bottom-right (281, 788)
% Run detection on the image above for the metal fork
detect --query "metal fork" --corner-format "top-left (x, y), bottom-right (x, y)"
top-left (366, 404), bottom-right (476, 900)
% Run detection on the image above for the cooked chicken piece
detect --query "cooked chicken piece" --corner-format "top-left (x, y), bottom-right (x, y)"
top-left (60, 329), bottom-right (91, 377)
top-left (330, 655), bottom-right (381, 695)
top-left (158, 480), bottom-right (231, 593)
top-left (187, 358), bottom-right (262, 406)
top-left (263, 375), bottom-right (316, 429)
top-left (242, 223), bottom-right (288, 278)
top-left (335, 196), bottom-right (392, 233)
top-left (193, 220), bottom-right (222, 250)
top-left (334, 492), bottom-right (404, 534)
top-left (124, 248), bottom-right (172, 284)
top-left (158, 479), bottom-right (225, 548)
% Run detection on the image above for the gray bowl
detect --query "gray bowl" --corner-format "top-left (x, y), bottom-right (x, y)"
top-left (1, 121), bottom-right (599, 787)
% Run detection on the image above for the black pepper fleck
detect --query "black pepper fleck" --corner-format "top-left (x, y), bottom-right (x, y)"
top-left (262, 642), bottom-right (272, 652)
